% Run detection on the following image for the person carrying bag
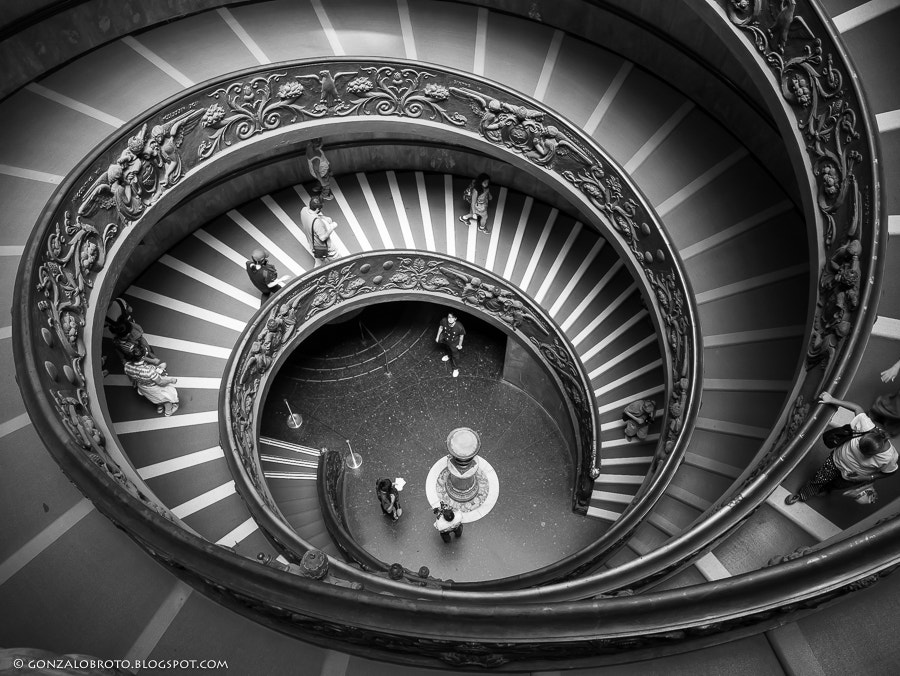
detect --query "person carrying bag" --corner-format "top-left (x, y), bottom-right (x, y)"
top-left (785, 392), bottom-right (898, 505)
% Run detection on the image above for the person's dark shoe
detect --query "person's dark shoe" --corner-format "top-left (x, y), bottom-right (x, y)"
top-left (785, 493), bottom-right (801, 505)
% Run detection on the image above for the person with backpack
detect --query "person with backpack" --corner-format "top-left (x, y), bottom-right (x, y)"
top-left (785, 391), bottom-right (898, 505)
top-left (300, 195), bottom-right (339, 267)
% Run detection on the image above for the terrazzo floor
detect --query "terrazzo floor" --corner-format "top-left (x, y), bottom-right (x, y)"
top-left (262, 301), bottom-right (608, 582)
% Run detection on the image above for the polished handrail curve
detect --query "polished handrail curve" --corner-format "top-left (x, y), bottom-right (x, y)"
top-left (14, 57), bottom-right (699, 567)
top-left (223, 251), bottom-right (604, 588)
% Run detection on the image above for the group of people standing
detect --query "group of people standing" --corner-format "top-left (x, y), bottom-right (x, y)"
top-left (375, 478), bottom-right (463, 543)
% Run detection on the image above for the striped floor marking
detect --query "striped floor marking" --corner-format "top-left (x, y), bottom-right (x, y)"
top-left (261, 194), bottom-right (313, 256)
top-left (121, 36), bottom-right (194, 87)
top-left (680, 200), bottom-right (793, 260)
top-left (502, 197), bottom-right (533, 280)
top-left (442, 174), bottom-right (457, 258)
top-left (311, 0), bottom-right (345, 55)
top-left (878, 109), bottom-right (900, 134)
top-left (171, 481), bottom-right (236, 519)
top-left (648, 513), bottom-right (679, 537)
top-left (217, 8), bottom-right (270, 63)
top-left (559, 260), bottom-right (624, 332)
top-left (137, 446), bottom-right (225, 480)
top-left (694, 552), bottom-right (732, 581)
top-left (588, 334), bottom-right (656, 380)
top-left (695, 264), bottom-right (807, 305)
top-left (592, 490), bottom-right (636, 505)
top-left (265, 471), bottom-right (318, 480)
top-left (474, 8), bottom-right (488, 75)
top-left (547, 238), bottom-right (605, 316)
top-left (704, 325), bottom-right (805, 347)
top-left (656, 148), bottom-right (748, 217)
top-left (465, 211), bottom-right (477, 263)
top-left (0, 413), bottom-right (31, 440)
top-left (25, 83), bottom-right (125, 127)
top-left (0, 498), bottom-right (93, 586)
top-left (397, 0), bottom-right (418, 59)
top-left (330, 181), bottom-right (374, 252)
top-left (160, 254), bottom-right (259, 309)
top-left (572, 281), bottom-right (635, 346)
top-left (141, 334), bottom-right (232, 360)
top-left (768, 485), bottom-right (842, 541)
top-left (584, 62), bottom-right (632, 135)
top-left (834, 0), bottom-right (900, 32)
top-left (105, 375), bottom-right (222, 390)
top-left (534, 30), bottom-right (564, 101)
top-left (0, 326), bottom-right (11, 341)
top-left (358, 173), bottom-right (394, 249)
top-left (260, 437), bottom-right (321, 456)
top-left (415, 172), bottom-right (437, 251)
top-left (601, 455), bottom-right (654, 465)
top-left (695, 417), bottom-right (769, 439)
top-left (872, 316), bottom-right (900, 340)
top-left (703, 378), bottom-right (791, 392)
top-left (0, 164), bottom-right (63, 184)
top-left (292, 184), bottom-right (351, 256)
top-left (601, 433), bottom-right (660, 448)
top-left (386, 171), bottom-right (417, 248)
top-left (227, 209), bottom-right (304, 275)
top-left (320, 651), bottom-right (351, 676)
top-left (684, 451), bottom-right (742, 479)
top-left (534, 221), bottom-right (582, 304)
top-left (215, 516), bottom-right (259, 547)
top-left (125, 581), bottom-right (193, 663)
top-left (580, 310), bottom-right (649, 363)
top-left (586, 506), bottom-right (621, 521)
top-left (594, 359), bottom-right (663, 398)
top-left (127, 287), bottom-right (246, 332)
top-left (594, 473), bottom-right (645, 485)
top-left (890, 215), bottom-right (900, 236)
top-left (520, 209), bottom-right (558, 293)
top-left (260, 454), bottom-right (319, 469)
top-left (484, 187), bottom-right (508, 271)
top-left (666, 484), bottom-right (711, 511)
top-left (597, 385), bottom-right (665, 416)
top-left (113, 410), bottom-right (219, 435)
top-left (624, 101), bottom-right (694, 173)
top-left (193, 229), bottom-right (249, 268)
top-left (0, 246), bottom-right (24, 256)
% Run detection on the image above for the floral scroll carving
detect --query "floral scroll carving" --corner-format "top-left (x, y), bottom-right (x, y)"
top-left (726, 2), bottom-right (871, 372)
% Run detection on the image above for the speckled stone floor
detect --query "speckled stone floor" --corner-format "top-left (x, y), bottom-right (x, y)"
top-left (263, 302), bottom-right (607, 582)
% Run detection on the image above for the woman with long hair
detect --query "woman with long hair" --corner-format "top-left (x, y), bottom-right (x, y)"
top-left (459, 173), bottom-right (493, 232)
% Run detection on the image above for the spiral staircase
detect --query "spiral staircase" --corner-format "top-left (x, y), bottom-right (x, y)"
top-left (3, 0), bottom-right (900, 673)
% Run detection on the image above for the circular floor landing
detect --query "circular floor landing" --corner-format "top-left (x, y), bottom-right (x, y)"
top-left (264, 302), bottom-right (607, 582)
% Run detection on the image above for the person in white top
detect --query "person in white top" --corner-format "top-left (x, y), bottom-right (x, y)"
top-left (299, 196), bottom-right (339, 267)
top-left (786, 391), bottom-right (898, 504)
top-left (433, 503), bottom-right (463, 542)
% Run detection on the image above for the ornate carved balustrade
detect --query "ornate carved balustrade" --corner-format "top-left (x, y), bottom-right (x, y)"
top-left (224, 251), bottom-right (602, 584)
top-left (14, 56), bottom-right (700, 575)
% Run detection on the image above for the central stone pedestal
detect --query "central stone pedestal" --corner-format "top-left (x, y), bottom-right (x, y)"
top-left (425, 427), bottom-right (499, 523)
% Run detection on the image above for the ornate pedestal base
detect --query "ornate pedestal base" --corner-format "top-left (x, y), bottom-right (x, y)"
top-left (425, 427), bottom-right (499, 523)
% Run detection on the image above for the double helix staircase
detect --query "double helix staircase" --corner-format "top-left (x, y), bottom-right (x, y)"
top-left (2, 0), bottom-right (900, 672)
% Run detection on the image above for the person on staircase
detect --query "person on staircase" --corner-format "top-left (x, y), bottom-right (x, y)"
top-left (459, 173), bottom-right (493, 233)
top-left (870, 358), bottom-right (900, 437)
top-left (245, 249), bottom-right (290, 297)
top-left (106, 297), bottom-right (161, 367)
top-left (785, 392), bottom-right (897, 504)
top-left (123, 345), bottom-right (179, 416)
top-left (300, 195), bottom-right (340, 267)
